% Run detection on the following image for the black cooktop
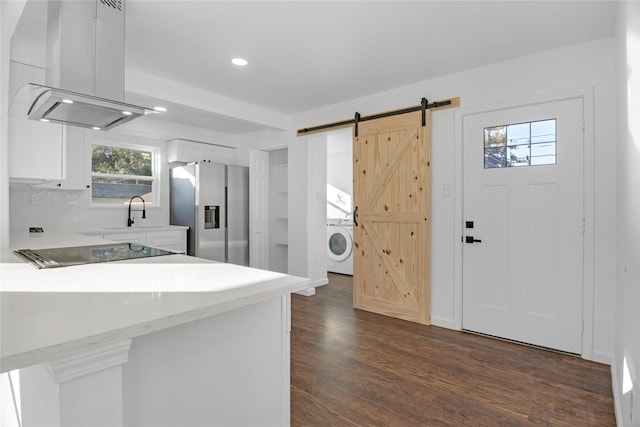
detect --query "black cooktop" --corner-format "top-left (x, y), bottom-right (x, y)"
top-left (14, 242), bottom-right (175, 269)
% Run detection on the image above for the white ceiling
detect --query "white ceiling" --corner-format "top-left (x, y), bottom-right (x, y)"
top-left (11, 1), bottom-right (619, 135)
top-left (124, 1), bottom-right (618, 118)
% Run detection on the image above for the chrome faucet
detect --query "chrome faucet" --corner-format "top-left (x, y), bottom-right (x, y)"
top-left (127, 196), bottom-right (146, 227)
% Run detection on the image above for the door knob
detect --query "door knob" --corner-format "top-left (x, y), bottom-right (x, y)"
top-left (465, 236), bottom-right (482, 244)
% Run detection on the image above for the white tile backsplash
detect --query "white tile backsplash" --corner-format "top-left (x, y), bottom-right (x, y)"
top-left (10, 187), bottom-right (169, 232)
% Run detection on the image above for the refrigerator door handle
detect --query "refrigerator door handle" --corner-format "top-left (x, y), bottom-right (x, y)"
top-left (225, 186), bottom-right (228, 228)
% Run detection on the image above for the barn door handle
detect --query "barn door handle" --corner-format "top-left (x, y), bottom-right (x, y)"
top-left (353, 206), bottom-right (358, 227)
top-left (465, 236), bottom-right (482, 244)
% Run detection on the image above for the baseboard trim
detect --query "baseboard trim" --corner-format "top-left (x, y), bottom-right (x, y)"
top-left (431, 316), bottom-right (457, 330)
top-left (312, 278), bottom-right (329, 287)
top-left (592, 351), bottom-right (613, 366)
top-left (295, 288), bottom-right (315, 297)
top-left (294, 278), bottom-right (329, 297)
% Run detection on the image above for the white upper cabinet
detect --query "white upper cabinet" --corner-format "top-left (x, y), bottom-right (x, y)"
top-left (8, 62), bottom-right (64, 183)
top-left (8, 116), bottom-right (64, 182)
top-left (35, 126), bottom-right (90, 190)
top-left (167, 139), bottom-right (235, 165)
top-left (8, 61), bottom-right (88, 189)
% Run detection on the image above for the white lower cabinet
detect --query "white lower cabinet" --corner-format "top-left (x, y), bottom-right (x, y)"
top-left (102, 232), bottom-right (146, 245)
top-left (101, 229), bottom-right (187, 253)
top-left (146, 230), bottom-right (185, 253)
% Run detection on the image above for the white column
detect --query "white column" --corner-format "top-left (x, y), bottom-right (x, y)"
top-left (20, 340), bottom-right (131, 427)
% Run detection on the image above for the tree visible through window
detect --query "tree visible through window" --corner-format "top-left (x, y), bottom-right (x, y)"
top-left (484, 119), bottom-right (557, 169)
top-left (91, 143), bottom-right (156, 205)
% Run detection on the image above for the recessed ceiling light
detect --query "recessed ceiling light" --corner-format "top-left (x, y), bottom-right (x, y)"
top-left (40, 118), bottom-right (50, 122)
top-left (231, 58), bottom-right (248, 66)
top-left (153, 106), bottom-right (167, 112)
top-left (62, 99), bottom-right (74, 104)
top-left (122, 111), bottom-right (132, 115)
top-left (92, 126), bottom-right (101, 130)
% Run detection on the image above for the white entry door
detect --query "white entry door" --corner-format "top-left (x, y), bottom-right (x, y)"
top-left (462, 98), bottom-right (584, 354)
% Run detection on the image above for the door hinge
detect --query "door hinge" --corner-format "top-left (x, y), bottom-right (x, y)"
top-left (582, 218), bottom-right (586, 234)
top-left (582, 116), bottom-right (585, 132)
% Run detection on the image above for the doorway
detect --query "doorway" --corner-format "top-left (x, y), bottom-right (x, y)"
top-left (326, 128), bottom-right (354, 276)
top-left (461, 97), bottom-right (586, 354)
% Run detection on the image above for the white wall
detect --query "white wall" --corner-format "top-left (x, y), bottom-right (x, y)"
top-left (288, 38), bottom-right (617, 361)
top-left (0, 1), bottom-right (28, 249)
top-left (239, 129), bottom-right (328, 287)
top-left (1, 32), bottom-right (11, 250)
top-left (306, 135), bottom-right (328, 286)
top-left (613, 2), bottom-right (640, 425)
top-left (327, 129), bottom-right (352, 220)
top-left (327, 129), bottom-right (353, 195)
top-left (9, 131), bottom-right (171, 231)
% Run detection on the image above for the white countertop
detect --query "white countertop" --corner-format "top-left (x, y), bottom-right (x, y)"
top-left (0, 231), bottom-right (311, 372)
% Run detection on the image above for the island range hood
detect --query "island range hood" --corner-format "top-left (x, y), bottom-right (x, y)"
top-left (17, 0), bottom-right (152, 131)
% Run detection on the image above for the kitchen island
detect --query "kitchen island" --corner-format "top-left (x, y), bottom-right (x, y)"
top-left (1, 231), bottom-right (310, 426)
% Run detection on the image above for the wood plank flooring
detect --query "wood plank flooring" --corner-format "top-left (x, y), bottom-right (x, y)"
top-left (291, 273), bottom-right (615, 426)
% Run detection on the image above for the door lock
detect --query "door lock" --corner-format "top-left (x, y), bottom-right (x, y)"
top-left (465, 236), bottom-right (482, 244)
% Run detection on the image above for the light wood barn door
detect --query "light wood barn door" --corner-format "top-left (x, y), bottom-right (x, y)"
top-left (352, 110), bottom-right (431, 325)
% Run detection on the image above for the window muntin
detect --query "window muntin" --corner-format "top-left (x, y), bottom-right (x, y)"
top-left (484, 119), bottom-right (556, 169)
top-left (90, 143), bottom-right (158, 206)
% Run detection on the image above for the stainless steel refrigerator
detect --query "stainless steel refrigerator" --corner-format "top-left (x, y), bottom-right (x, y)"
top-left (170, 162), bottom-right (249, 266)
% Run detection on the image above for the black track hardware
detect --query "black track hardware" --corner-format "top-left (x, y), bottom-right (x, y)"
top-left (297, 98), bottom-right (454, 136)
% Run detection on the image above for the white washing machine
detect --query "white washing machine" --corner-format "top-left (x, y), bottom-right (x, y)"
top-left (327, 221), bottom-right (353, 275)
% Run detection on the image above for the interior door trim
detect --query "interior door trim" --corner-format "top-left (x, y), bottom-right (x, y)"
top-left (453, 87), bottom-right (596, 361)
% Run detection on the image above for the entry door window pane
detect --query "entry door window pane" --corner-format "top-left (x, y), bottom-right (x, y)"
top-left (507, 145), bottom-right (530, 167)
top-left (484, 126), bottom-right (507, 168)
top-left (531, 120), bottom-right (556, 143)
top-left (506, 123), bottom-right (530, 146)
top-left (484, 119), bottom-right (556, 169)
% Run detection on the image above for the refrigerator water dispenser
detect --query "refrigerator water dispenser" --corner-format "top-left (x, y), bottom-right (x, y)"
top-left (205, 205), bottom-right (220, 229)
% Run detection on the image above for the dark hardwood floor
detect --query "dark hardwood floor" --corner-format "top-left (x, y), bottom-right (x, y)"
top-left (291, 273), bottom-right (615, 426)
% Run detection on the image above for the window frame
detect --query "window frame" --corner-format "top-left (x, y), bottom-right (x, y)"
top-left (86, 140), bottom-right (161, 208)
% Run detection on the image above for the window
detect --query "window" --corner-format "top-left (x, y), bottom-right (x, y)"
top-left (90, 142), bottom-right (159, 205)
top-left (484, 119), bottom-right (556, 168)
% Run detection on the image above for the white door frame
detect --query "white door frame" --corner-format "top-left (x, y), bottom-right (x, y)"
top-left (453, 88), bottom-right (595, 360)
top-left (249, 149), bottom-right (269, 270)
